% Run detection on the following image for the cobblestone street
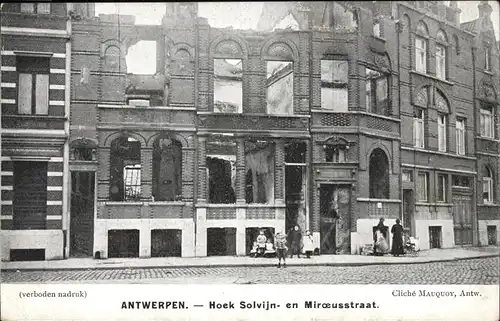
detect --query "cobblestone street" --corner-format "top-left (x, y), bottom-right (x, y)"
top-left (2, 257), bottom-right (498, 284)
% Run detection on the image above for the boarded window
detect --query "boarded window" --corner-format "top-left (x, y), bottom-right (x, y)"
top-left (321, 60), bottom-right (348, 111)
top-left (152, 138), bottom-right (182, 201)
top-left (13, 162), bottom-right (48, 230)
top-left (109, 137), bottom-right (141, 201)
top-left (17, 56), bottom-right (50, 115)
top-left (266, 61), bottom-right (293, 115)
top-left (214, 59), bottom-right (243, 113)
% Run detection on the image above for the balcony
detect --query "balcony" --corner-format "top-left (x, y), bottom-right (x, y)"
top-left (477, 137), bottom-right (499, 155)
top-left (197, 113), bottom-right (310, 133)
top-left (97, 105), bottom-right (195, 129)
top-left (2, 114), bottom-right (66, 130)
top-left (312, 111), bottom-right (400, 134)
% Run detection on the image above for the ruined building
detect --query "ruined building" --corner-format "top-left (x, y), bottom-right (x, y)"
top-left (1, 2), bottom-right (498, 260)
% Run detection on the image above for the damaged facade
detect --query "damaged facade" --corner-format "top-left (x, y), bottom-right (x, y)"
top-left (1, 1), bottom-right (498, 260)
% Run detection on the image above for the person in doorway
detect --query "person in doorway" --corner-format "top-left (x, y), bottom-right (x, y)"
top-left (288, 225), bottom-right (302, 258)
top-left (256, 229), bottom-right (267, 257)
top-left (274, 231), bottom-right (288, 268)
top-left (373, 218), bottom-right (389, 256)
top-left (303, 230), bottom-right (315, 258)
top-left (391, 219), bottom-right (405, 257)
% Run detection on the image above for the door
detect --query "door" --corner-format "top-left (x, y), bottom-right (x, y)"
top-left (70, 171), bottom-right (95, 257)
top-left (452, 193), bottom-right (473, 246)
top-left (402, 190), bottom-right (413, 234)
top-left (320, 184), bottom-right (337, 254)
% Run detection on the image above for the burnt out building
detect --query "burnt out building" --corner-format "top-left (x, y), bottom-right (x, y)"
top-left (3, 2), bottom-right (497, 261)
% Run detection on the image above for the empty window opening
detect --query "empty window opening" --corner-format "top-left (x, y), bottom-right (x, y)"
top-left (321, 60), bottom-right (348, 112)
top-left (151, 229), bottom-right (182, 257)
top-left (366, 68), bottom-right (389, 115)
top-left (152, 137), bottom-right (182, 202)
top-left (126, 41), bottom-right (157, 75)
top-left (207, 139), bottom-right (237, 204)
top-left (245, 140), bottom-right (276, 204)
top-left (207, 228), bottom-right (236, 256)
top-left (369, 148), bottom-right (389, 199)
top-left (107, 229), bottom-right (139, 258)
top-left (71, 147), bottom-right (96, 161)
top-left (266, 61), bottom-right (293, 115)
top-left (214, 59), bottom-right (243, 113)
top-left (109, 137), bottom-right (141, 201)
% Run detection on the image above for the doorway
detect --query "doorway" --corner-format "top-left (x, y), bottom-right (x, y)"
top-left (151, 229), bottom-right (182, 257)
top-left (429, 226), bottom-right (442, 249)
top-left (402, 190), bottom-right (413, 235)
top-left (70, 171), bottom-right (95, 257)
top-left (319, 184), bottom-right (351, 254)
top-left (452, 193), bottom-right (473, 246)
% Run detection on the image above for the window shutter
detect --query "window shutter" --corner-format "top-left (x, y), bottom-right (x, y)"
top-left (18, 73), bottom-right (33, 114)
top-left (35, 74), bottom-right (49, 115)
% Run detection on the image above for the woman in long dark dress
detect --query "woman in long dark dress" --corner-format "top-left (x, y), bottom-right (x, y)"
top-left (373, 218), bottom-right (388, 256)
top-left (391, 219), bottom-right (404, 256)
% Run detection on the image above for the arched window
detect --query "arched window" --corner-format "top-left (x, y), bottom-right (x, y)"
top-left (415, 22), bottom-right (429, 73)
top-left (152, 137), bottom-right (182, 201)
top-left (436, 30), bottom-right (448, 80)
top-left (104, 45), bottom-right (121, 72)
top-left (369, 148), bottom-right (389, 199)
top-left (109, 136), bottom-right (141, 201)
top-left (483, 167), bottom-right (494, 204)
top-left (435, 90), bottom-right (450, 152)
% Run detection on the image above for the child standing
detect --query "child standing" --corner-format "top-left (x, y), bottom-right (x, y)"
top-left (303, 230), bottom-right (315, 258)
top-left (274, 231), bottom-right (288, 268)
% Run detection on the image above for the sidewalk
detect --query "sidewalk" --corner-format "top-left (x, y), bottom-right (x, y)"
top-left (1, 246), bottom-right (498, 271)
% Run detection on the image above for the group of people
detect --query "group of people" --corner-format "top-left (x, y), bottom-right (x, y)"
top-left (373, 217), bottom-right (413, 256)
top-left (250, 225), bottom-right (317, 268)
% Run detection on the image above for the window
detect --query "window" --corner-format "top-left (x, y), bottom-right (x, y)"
top-left (402, 170), bottom-right (413, 182)
top-left (483, 167), bottom-right (494, 204)
top-left (437, 174), bottom-right (447, 202)
top-left (413, 109), bottom-right (425, 148)
top-left (438, 113), bottom-right (447, 152)
top-left (109, 137), bottom-right (141, 201)
top-left (20, 3), bottom-right (50, 14)
top-left (452, 175), bottom-right (471, 188)
top-left (417, 172), bottom-right (428, 202)
top-left (214, 59), bottom-right (243, 113)
top-left (207, 138), bottom-right (237, 204)
top-left (366, 68), bottom-right (389, 115)
top-left (369, 148), bottom-right (390, 199)
top-left (321, 60), bottom-right (348, 112)
top-left (415, 37), bottom-right (427, 73)
top-left (325, 145), bottom-right (347, 163)
top-left (13, 162), bottom-right (48, 230)
top-left (72, 147), bottom-right (96, 161)
top-left (152, 138), bottom-right (182, 202)
top-left (485, 46), bottom-right (491, 71)
top-left (266, 61), bottom-right (293, 115)
top-left (480, 107), bottom-right (494, 138)
top-left (456, 118), bottom-right (465, 155)
top-left (436, 45), bottom-right (446, 79)
top-left (17, 56), bottom-right (50, 115)
top-left (373, 22), bottom-right (381, 38)
top-left (245, 140), bottom-right (276, 204)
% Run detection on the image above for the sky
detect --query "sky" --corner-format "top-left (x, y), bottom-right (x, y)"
top-left (95, 2), bottom-right (500, 73)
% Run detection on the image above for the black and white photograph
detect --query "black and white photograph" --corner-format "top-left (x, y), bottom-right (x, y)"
top-left (0, 1), bottom-right (499, 320)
